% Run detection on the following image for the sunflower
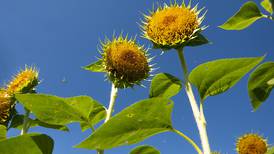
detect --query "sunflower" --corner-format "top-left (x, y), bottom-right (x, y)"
top-left (0, 90), bottom-right (14, 125)
top-left (96, 34), bottom-right (151, 88)
top-left (236, 133), bottom-right (268, 154)
top-left (141, 1), bottom-right (207, 50)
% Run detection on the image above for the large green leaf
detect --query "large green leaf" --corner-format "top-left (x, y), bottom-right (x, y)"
top-left (83, 59), bottom-right (106, 72)
top-left (267, 146), bottom-right (274, 154)
top-left (130, 145), bottom-right (160, 154)
top-left (9, 115), bottom-right (69, 131)
top-left (150, 73), bottom-right (182, 99)
top-left (0, 125), bottom-right (7, 140)
top-left (261, 0), bottom-right (274, 15)
top-left (219, 1), bottom-right (264, 30)
top-left (248, 62), bottom-right (274, 110)
top-left (189, 57), bottom-right (264, 101)
top-left (76, 98), bottom-right (173, 150)
top-left (0, 133), bottom-right (54, 154)
top-left (15, 94), bottom-right (106, 129)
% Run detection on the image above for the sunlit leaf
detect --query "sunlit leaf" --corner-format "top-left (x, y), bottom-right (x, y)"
top-left (15, 94), bottom-right (106, 129)
top-left (248, 62), bottom-right (274, 110)
top-left (189, 56), bottom-right (264, 101)
top-left (76, 98), bottom-right (173, 150)
top-left (267, 146), bottom-right (274, 154)
top-left (219, 1), bottom-right (264, 30)
top-left (9, 115), bottom-right (69, 132)
top-left (0, 133), bottom-right (54, 154)
top-left (130, 145), bottom-right (160, 154)
top-left (150, 73), bottom-right (182, 99)
top-left (83, 59), bottom-right (106, 72)
top-left (0, 125), bottom-right (7, 140)
top-left (261, 0), bottom-right (273, 15)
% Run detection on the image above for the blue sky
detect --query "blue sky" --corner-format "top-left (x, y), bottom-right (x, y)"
top-left (0, 0), bottom-right (273, 153)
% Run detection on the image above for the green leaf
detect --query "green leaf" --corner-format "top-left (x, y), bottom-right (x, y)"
top-left (0, 125), bottom-right (7, 140)
top-left (83, 59), bottom-right (106, 72)
top-left (261, 0), bottom-right (274, 15)
top-left (15, 94), bottom-right (106, 128)
top-left (219, 1), bottom-right (264, 30)
top-left (150, 73), bottom-right (182, 99)
top-left (130, 145), bottom-right (160, 154)
top-left (248, 62), bottom-right (274, 110)
top-left (189, 56), bottom-right (264, 101)
top-left (186, 33), bottom-right (210, 47)
top-left (0, 133), bottom-right (54, 154)
top-left (9, 115), bottom-right (69, 132)
top-left (76, 98), bottom-right (173, 150)
top-left (267, 146), bottom-right (274, 154)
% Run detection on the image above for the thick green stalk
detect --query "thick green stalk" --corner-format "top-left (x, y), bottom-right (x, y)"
top-left (98, 84), bottom-right (118, 154)
top-left (177, 48), bottom-right (211, 154)
top-left (173, 129), bottom-right (203, 154)
top-left (21, 108), bottom-right (30, 135)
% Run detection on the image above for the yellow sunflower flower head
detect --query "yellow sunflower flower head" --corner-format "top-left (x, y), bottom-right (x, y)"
top-left (141, 0), bottom-right (207, 50)
top-left (0, 89), bottom-right (14, 125)
top-left (100, 34), bottom-right (151, 88)
top-left (236, 133), bottom-right (268, 154)
top-left (7, 66), bottom-right (39, 94)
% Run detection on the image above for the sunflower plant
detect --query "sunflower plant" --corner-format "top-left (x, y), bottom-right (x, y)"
top-left (0, 0), bottom-right (274, 154)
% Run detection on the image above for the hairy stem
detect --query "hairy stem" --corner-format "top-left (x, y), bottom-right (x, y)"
top-left (98, 84), bottom-right (118, 154)
top-left (177, 48), bottom-right (211, 154)
top-left (21, 108), bottom-right (30, 135)
top-left (173, 129), bottom-right (203, 154)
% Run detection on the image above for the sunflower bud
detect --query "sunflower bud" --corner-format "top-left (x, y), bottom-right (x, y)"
top-left (236, 133), bottom-right (268, 154)
top-left (141, 1), bottom-right (206, 50)
top-left (6, 66), bottom-right (39, 94)
top-left (100, 35), bottom-right (151, 88)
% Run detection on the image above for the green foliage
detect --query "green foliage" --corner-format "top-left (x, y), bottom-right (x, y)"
top-left (267, 146), bottom-right (274, 154)
top-left (0, 125), bottom-right (7, 140)
top-left (219, 1), bottom-right (264, 30)
top-left (15, 94), bottom-right (106, 129)
top-left (150, 73), bottom-right (182, 99)
top-left (0, 133), bottom-right (54, 154)
top-left (185, 33), bottom-right (210, 47)
top-left (261, 0), bottom-right (274, 15)
top-left (248, 62), bottom-right (274, 110)
top-left (189, 56), bottom-right (264, 101)
top-left (9, 115), bottom-right (69, 131)
top-left (83, 59), bottom-right (106, 72)
top-left (130, 145), bottom-right (160, 154)
top-left (76, 98), bottom-right (173, 150)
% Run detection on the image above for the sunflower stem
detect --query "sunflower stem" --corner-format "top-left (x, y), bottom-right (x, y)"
top-left (177, 48), bottom-right (211, 154)
top-left (21, 107), bottom-right (30, 135)
top-left (98, 84), bottom-right (118, 154)
top-left (173, 129), bottom-right (203, 154)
